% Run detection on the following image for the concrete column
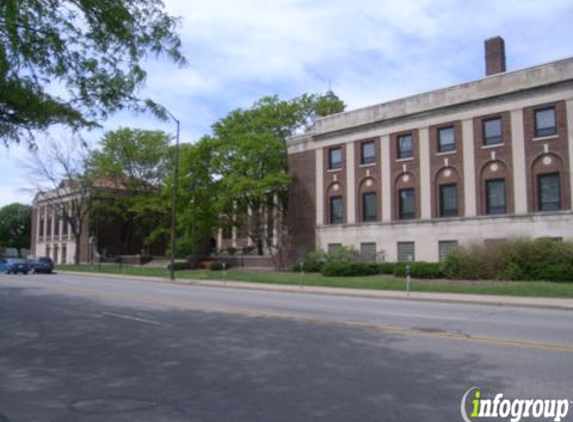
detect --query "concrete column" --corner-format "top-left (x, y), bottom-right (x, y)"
top-left (315, 148), bottom-right (324, 225)
top-left (346, 142), bottom-right (356, 224)
top-left (462, 119), bottom-right (477, 217)
top-left (511, 109), bottom-right (528, 214)
top-left (37, 206), bottom-right (42, 240)
top-left (567, 100), bottom-right (573, 210)
top-left (419, 128), bottom-right (432, 219)
top-left (217, 228), bottom-right (222, 252)
top-left (381, 135), bottom-right (392, 221)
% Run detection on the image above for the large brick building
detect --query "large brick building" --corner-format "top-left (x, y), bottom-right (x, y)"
top-left (287, 37), bottom-right (573, 263)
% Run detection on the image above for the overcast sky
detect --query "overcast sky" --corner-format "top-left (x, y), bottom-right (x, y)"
top-left (1, 0), bottom-right (573, 207)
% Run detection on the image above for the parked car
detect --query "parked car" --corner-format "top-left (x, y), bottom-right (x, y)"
top-left (28, 257), bottom-right (54, 274)
top-left (0, 258), bottom-right (8, 273)
top-left (5, 259), bottom-right (30, 275)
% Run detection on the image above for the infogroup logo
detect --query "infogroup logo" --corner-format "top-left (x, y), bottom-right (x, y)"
top-left (461, 387), bottom-right (571, 422)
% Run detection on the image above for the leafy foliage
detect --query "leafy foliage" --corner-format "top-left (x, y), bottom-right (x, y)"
top-left (89, 128), bottom-right (171, 250)
top-left (443, 239), bottom-right (573, 281)
top-left (0, 203), bottom-right (31, 256)
top-left (0, 0), bottom-right (185, 146)
top-left (210, 93), bottom-right (344, 264)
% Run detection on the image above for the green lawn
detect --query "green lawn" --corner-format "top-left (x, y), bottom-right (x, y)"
top-left (56, 264), bottom-right (573, 299)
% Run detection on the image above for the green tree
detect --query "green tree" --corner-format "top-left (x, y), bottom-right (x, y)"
top-left (0, 0), bottom-right (185, 146)
top-left (89, 128), bottom-right (172, 252)
top-left (160, 138), bottom-right (220, 260)
top-left (0, 203), bottom-right (32, 257)
top-left (210, 92), bottom-right (345, 267)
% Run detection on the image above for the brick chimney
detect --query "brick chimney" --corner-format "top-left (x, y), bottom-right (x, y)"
top-left (485, 36), bottom-right (506, 76)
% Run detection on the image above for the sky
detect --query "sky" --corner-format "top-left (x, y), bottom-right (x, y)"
top-left (1, 0), bottom-right (573, 207)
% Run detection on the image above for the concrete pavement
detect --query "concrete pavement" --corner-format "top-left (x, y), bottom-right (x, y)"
top-left (0, 271), bottom-right (572, 422)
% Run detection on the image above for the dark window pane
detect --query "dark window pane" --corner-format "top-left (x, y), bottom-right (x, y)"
top-left (535, 108), bottom-right (556, 137)
top-left (330, 196), bottom-right (344, 224)
top-left (361, 141), bottom-right (376, 164)
top-left (438, 127), bottom-right (455, 152)
top-left (440, 184), bottom-right (458, 217)
top-left (538, 173), bottom-right (561, 211)
top-left (397, 134), bottom-right (413, 159)
top-left (362, 192), bottom-right (377, 222)
top-left (329, 148), bottom-right (342, 169)
top-left (486, 179), bottom-right (506, 214)
top-left (483, 118), bottom-right (502, 145)
top-left (399, 188), bottom-right (415, 219)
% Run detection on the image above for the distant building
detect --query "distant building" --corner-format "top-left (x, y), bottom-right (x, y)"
top-left (31, 181), bottom-right (166, 264)
top-left (287, 37), bottom-right (573, 263)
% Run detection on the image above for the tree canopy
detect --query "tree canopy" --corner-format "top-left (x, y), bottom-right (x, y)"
top-left (89, 128), bottom-right (172, 251)
top-left (0, 0), bottom-right (185, 146)
top-left (210, 92), bottom-right (345, 258)
top-left (0, 203), bottom-right (31, 257)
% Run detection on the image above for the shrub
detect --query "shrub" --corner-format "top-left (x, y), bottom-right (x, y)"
top-left (326, 245), bottom-right (360, 263)
top-left (321, 262), bottom-right (380, 277)
top-left (209, 262), bottom-right (226, 271)
top-left (378, 262), bottom-right (399, 274)
top-left (226, 247), bottom-right (237, 256)
top-left (167, 261), bottom-right (189, 271)
top-left (292, 250), bottom-right (327, 272)
top-left (391, 262), bottom-right (444, 279)
top-left (442, 238), bottom-right (573, 281)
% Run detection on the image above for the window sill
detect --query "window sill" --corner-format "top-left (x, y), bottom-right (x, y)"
top-left (533, 134), bottom-right (559, 142)
top-left (359, 162), bottom-right (376, 168)
top-left (327, 168), bottom-right (342, 173)
top-left (481, 143), bottom-right (505, 149)
top-left (436, 150), bottom-right (457, 156)
top-left (396, 157), bottom-right (414, 163)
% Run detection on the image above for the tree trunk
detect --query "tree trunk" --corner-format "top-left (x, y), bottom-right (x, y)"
top-left (17, 247), bottom-right (22, 258)
top-left (74, 234), bottom-right (81, 264)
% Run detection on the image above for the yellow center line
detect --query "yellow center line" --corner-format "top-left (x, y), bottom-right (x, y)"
top-left (7, 280), bottom-right (573, 353)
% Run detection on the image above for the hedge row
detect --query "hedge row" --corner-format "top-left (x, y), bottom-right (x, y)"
top-left (443, 239), bottom-right (573, 282)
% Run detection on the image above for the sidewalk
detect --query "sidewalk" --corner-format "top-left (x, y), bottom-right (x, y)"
top-left (57, 270), bottom-right (573, 311)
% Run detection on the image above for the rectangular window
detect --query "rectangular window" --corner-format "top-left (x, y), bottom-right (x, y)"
top-left (439, 240), bottom-right (458, 263)
top-left (360, 242), bottom-right (377, 263)
top-left (483, 117), bottom-right (502, 145)
top-left (397, 242), bottom-right (415, 263)
top-left (397, 134), bottom-right (413, 159)
top-left (538, 173), bottom-right (561, 211)
top-left (486, 179), bottom-right (506, 214)
top-left (54, 213), bottom-right (60, 239)
top-left (330, 196), bottom-right (344, 224)
top-left (222, 225), bottom-right (233, 240)
top-left (534, 107), bottom-right (556, 137)
top-left (362, 192), bottom-right (377, 222)
top-left (46, 245), bottom-right (51, 259)
top-left (53, 244), bottom-right (59, 264)
top-left (329, 147), bottom-right (342, 170)
top-left (46, 210), bottom-right (52, 237)
top-left (399, 188), bottom-right (415, 220)
top-left (440, 184), bottom-right (458, 217)
top-left (328, 243), bottom-right (342, 255)
top-left (61, 244), bottom-right (67, 264)
top-left (361, 141), bottom-right (376, 164)
top-left (438, 126), bottom-right (455, 152)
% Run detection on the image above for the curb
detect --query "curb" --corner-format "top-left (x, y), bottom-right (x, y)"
top-left (55, 271), bottom-right (573, 312)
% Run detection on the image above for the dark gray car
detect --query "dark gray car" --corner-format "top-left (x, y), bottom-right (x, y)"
top-left (28, 257), bottom-right (54, 274)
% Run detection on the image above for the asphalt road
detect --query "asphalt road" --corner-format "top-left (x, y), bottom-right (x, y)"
top-left (0, 272), bottom-right (572, 422)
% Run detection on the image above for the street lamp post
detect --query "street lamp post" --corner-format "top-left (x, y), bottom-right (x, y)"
top-left (168, 113), bottom-right (180, 281)
top-left (188, 168), bottom-right (196, 268)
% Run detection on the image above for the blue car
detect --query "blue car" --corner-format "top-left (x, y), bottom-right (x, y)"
top-left (0, 258), bottom-right (7, 273)
top-left (4, 258), bottom-right (29, 275)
